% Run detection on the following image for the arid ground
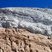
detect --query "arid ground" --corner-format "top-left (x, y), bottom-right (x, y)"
top-left (0, 28), bottom-right (52, 52)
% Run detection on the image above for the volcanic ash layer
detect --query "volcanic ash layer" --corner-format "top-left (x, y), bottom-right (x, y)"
top-left (0, 28), bottom-right (52, 52)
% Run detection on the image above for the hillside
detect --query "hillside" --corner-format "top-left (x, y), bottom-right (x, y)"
top-left (0, 28), bottom-right (52, 52)
top-left (0, 7), bottom-right (52, 52)
top-left (0, 8), bottom-right (52, 35)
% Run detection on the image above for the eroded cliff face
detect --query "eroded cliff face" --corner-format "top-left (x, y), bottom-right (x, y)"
top-left (0, 8), bottom-right (52, 35)
top-left (0, 8), bottom-right (52, 52)
top-left (0, 28), bottom-right (52, 52)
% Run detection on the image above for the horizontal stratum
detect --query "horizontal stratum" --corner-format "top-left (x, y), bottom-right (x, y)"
top-left (0, 7), bottom-right (52, 52)
top-left (0, 7), bottom-right (52, 35)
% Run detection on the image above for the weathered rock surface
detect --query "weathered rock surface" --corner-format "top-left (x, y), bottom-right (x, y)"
top-left (0, 28), bottom-right (52, 52)
top-left (0, 8), bottom-right (52, 35)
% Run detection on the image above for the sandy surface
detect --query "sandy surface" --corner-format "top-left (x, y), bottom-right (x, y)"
top-left (0, 28), bottom-right (52, 52)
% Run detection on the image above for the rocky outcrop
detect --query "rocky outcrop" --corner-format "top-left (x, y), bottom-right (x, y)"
top-left (0, 28), bottom-right (52, 52)
top-left (0, 8), bottom-right (52, 35)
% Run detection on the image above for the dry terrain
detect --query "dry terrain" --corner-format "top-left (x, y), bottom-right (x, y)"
top-left (0, 28), bottom-right (52, 52)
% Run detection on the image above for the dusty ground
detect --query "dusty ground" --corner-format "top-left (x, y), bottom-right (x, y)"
top-left (0, 28), bottom-right (52, 52)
